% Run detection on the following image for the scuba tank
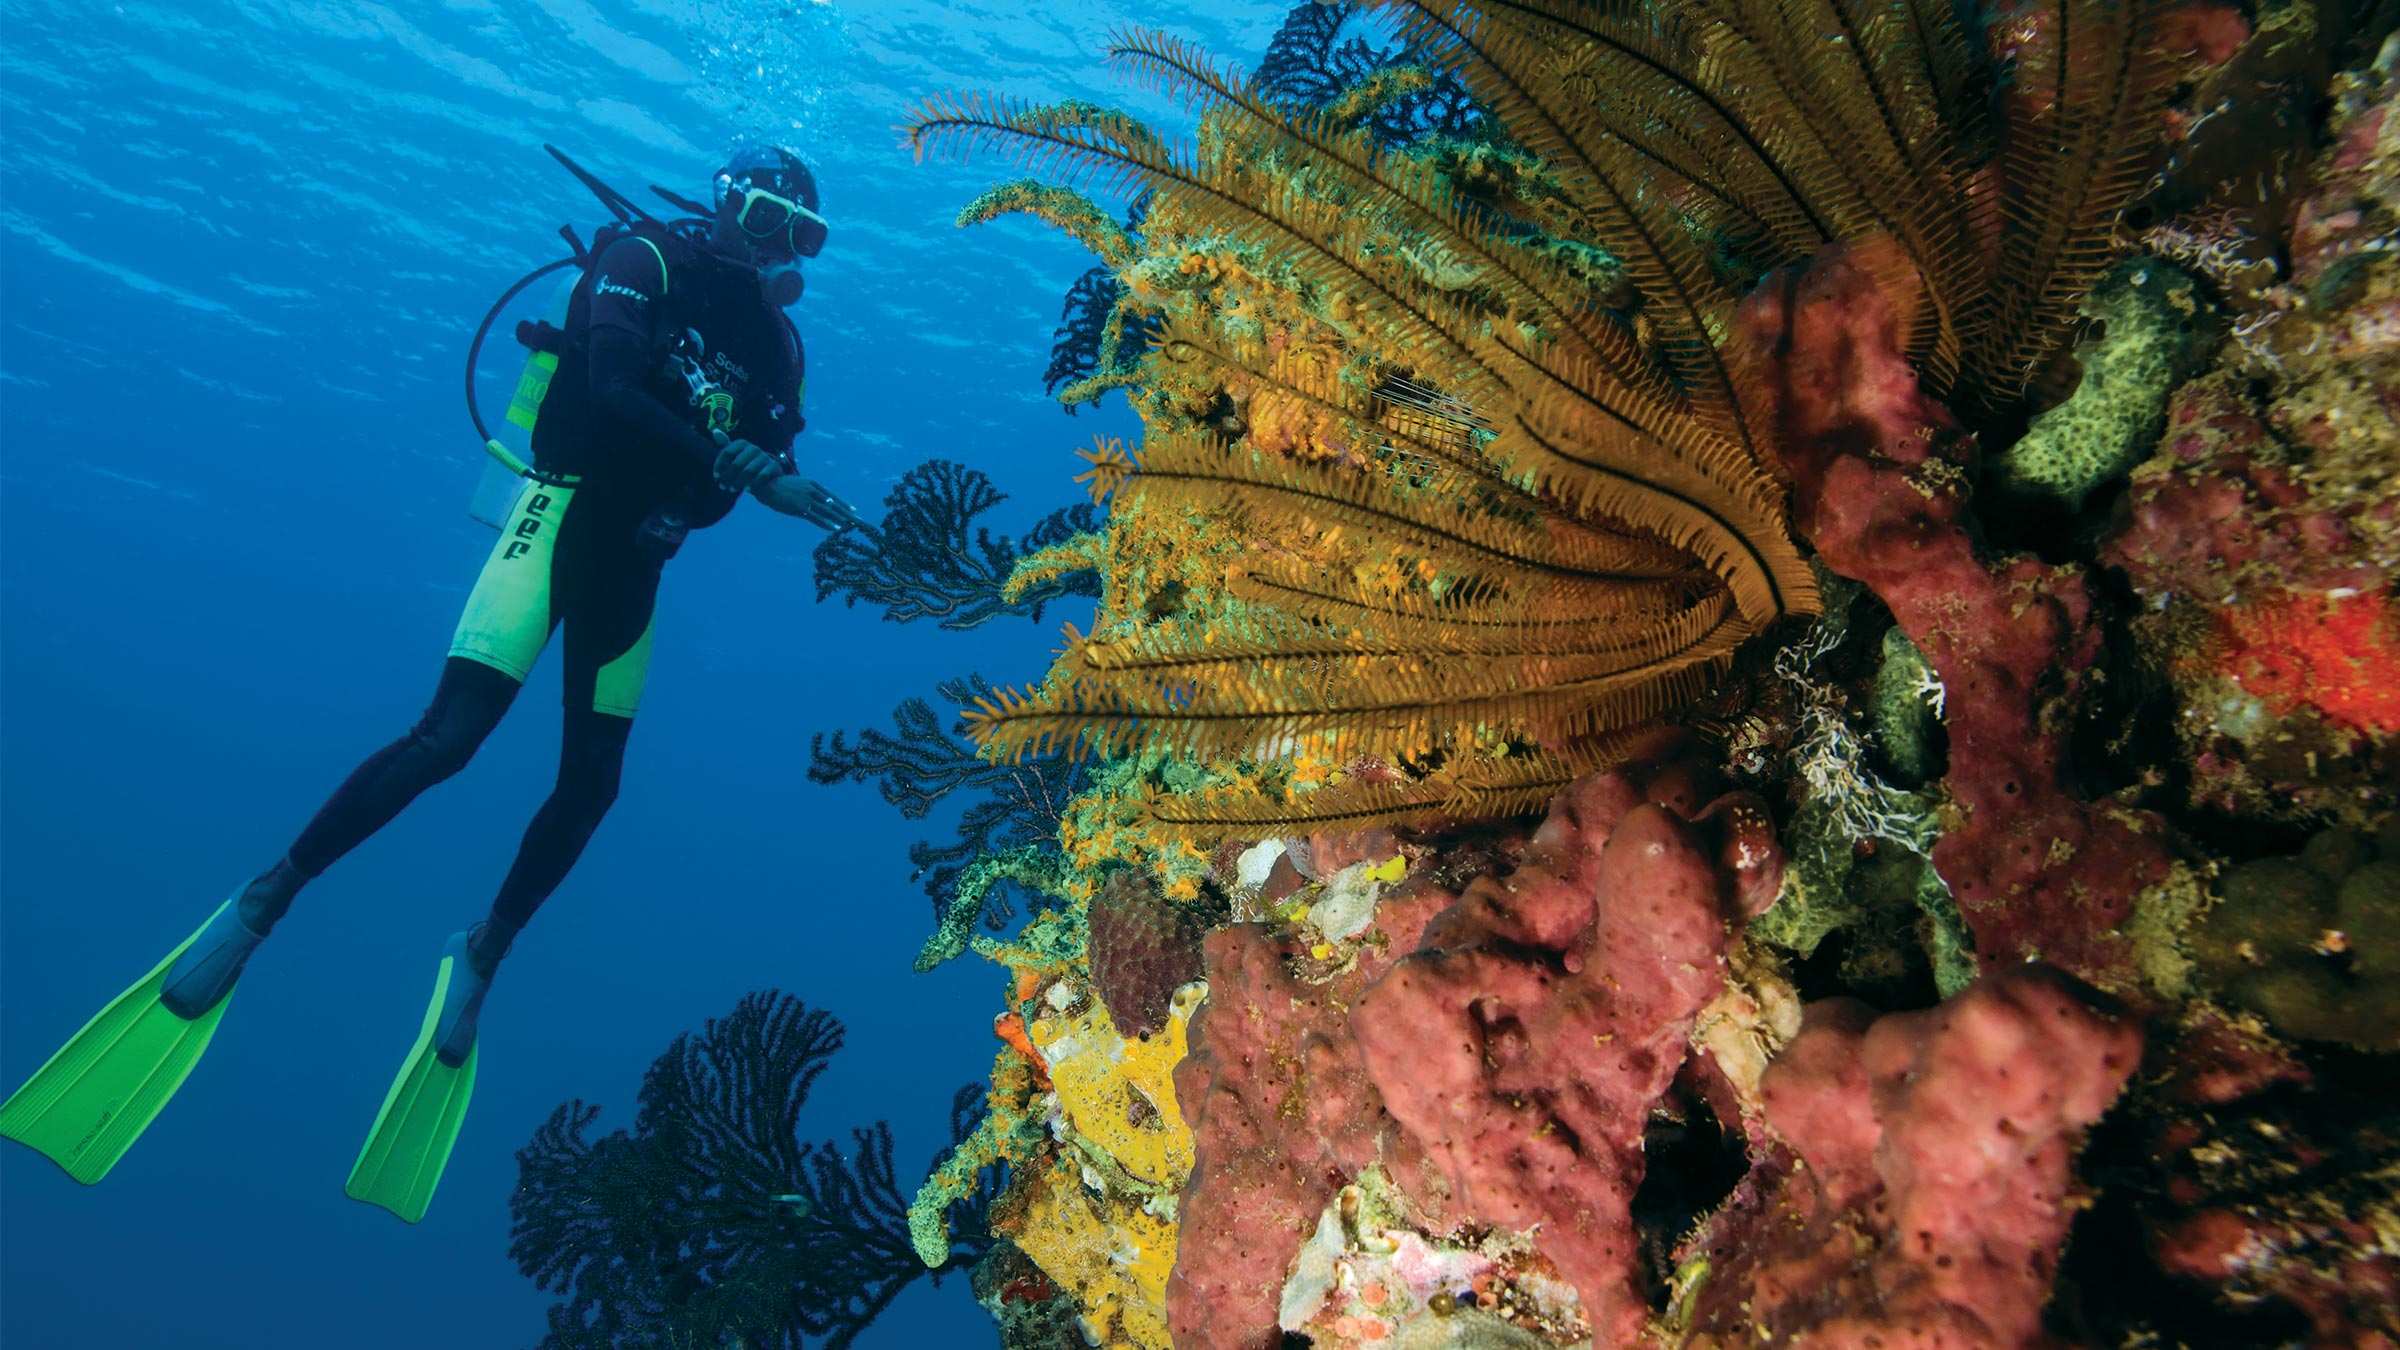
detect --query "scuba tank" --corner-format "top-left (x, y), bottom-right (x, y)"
top-left (467, 267), bottom-right (579, 530)
top-left (461, 146), bottom-right (714, 529)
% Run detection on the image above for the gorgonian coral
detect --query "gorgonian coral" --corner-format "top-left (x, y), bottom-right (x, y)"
top-left (813, 459), bottom-right (1097, 630)
top-left (1047, 267), bottom-right (1135, 409)
top-left (1252, 0), bottom-right (1483, 146)
top-left (1051, 198), bottom-right (1162, 414)
top-left (809, 674), bottom-right (1088, 942)
top-left (510, 993), bottom-right (994, 1349)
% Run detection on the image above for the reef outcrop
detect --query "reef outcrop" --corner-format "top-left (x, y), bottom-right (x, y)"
top-left (1682, 966), bottom-right (2141, 1345)
top-left (870, 7), bottom-right (2400, 1348)
top-left (1169, 741), bottom-right (1777, 1347)
top-left (1738, 239), bottom-right (2174, 991)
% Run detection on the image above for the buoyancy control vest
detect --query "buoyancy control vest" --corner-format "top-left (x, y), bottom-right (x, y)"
top-left (462, 146), bottom-right (797, 513)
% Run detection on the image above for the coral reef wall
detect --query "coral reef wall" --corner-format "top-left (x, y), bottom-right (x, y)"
top-left (869, 3), bottom-right (2400, 1347)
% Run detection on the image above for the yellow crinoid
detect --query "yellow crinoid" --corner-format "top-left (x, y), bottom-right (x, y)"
top-left (908, 0), bottom-right (2173, 836)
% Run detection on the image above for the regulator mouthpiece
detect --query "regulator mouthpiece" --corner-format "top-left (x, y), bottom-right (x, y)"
top-left (761, 262), bottom-right (804, 308)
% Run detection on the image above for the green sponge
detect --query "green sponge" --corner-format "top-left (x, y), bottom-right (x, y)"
top-left (1992, 258), bottom-right (2211, 510)
top-left (1870, 626), bottom-right (1942, 786)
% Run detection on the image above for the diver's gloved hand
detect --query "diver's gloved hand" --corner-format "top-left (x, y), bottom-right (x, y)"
top-left (710, 429), bottom-right (786, 494)
top-left (758, 473), bottom-right (868, 532)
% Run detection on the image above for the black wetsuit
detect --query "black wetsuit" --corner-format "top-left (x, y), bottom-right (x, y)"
top-left (274, 233), bottom-right (803, 948)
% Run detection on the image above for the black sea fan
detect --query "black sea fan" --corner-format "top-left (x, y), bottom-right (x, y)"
top-left (1044, 192), bottom-right (1159, 412)
top-left (510, 993), bottom-right (994, 1349)
top-left (1046, 267), bottom-right (1125, 405)
top-left (809, 673), bottom-right (1088, 927)
top-left (1254, 0), bottom-right (1482, 146)
top-left (813, 460), bottom-right (1099, 630)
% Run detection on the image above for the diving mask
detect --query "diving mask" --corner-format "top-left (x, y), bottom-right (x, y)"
top-left (720, 178), bottom-right (828, 259)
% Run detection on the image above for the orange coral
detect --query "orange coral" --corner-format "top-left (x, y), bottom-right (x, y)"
top-left (2222, 590), bottom-right (2400, 734)
top-left (994, 1010), bottom-right (1051, 1086)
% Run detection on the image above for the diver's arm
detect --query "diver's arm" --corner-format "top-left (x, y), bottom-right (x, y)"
top-left (733, 415), bottom-right (857, 528)
top-left (586, 328), bottom-right (717, 470)
top-left (752, 469), bottom-right (866, 530)
top-left (706, 431), bottom-right (853, 527)
top-left (582, 237), bottom-right (716, 471)
top-left (733, 338), bottom-right (858, 528)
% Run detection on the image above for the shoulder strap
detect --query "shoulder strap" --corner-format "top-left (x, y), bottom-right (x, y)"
top-left (630, 234), bottom-right (670, 298)
top-left (585, 220), bottom-right (675, 298)
top-left (615, 220), bottom-right (676, 298)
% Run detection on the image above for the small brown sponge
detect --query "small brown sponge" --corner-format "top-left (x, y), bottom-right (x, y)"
top-left (1088, 869), bottom-right (1205, 1039)
top-left (2193, 822), bottom-right (2400, 1051)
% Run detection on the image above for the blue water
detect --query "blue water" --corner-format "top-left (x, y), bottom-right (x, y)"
top-left (0, 2), bottom-right (1284, 1345)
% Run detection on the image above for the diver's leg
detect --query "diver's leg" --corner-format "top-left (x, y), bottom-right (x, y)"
top-left (465, 707), bottom-right (633, 975)
top-left (344, 701), bottom-right (613, 1219)
top-left (245, 480), bottom-right (574, 930)
top-left (240, 658), bottom-right (522, 929)
top-left (464, 526), bottom-right (659, 977)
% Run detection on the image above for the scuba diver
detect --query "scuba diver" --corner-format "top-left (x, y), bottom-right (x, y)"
top-left (0, 144), bottom-right (866, 1222)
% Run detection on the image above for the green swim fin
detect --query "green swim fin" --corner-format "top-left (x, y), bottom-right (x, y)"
top-left (345, 939), bottom-right (480, 1223)
top-left (0, 901), bottom-right (247, 1183)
